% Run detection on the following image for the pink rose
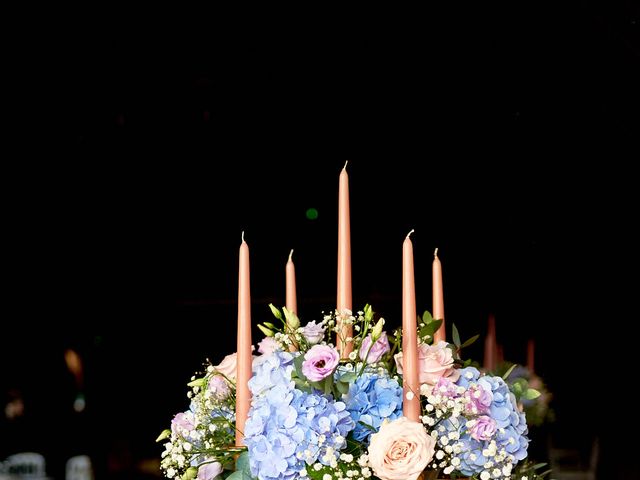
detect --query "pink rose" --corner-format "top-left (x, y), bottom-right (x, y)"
top-left (359, 332), bottom-right (390, 364)
top-left (368, 417), bottom-right (435, 480)
top-left (301, 344), bottom-right (340, 382)
top-left (394, 341), bottom-right (460, 386)
top-left (214, 353), bottom-right (238, 380)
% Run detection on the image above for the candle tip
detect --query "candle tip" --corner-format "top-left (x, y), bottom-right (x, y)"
top-left (434, 247), bottom-right (439, 258)
top-left (288, 249), bottom-right (294, 261)
top-left (241, 231), bottom-right (245, 242)
top-left (343, 160), bottom-right (348, 171)
top-left (406, 229), bottom-right (415, 239)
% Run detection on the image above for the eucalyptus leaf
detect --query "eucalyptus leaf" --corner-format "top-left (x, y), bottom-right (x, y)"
top-left (339, 372), bottom-right (357, 383)
top-left (236, 451), bottom-right (250, 474)
top-left (452, 323), bottom-right (461, 347)
top-left (532, 463), bottom-right (548, 470)
top-left (227, 471), bottom-right (253, 480)
top-left (336, 381), bottom-right (349, 395)
top-left (422, 310), bottom-right (433, 324)
top-left (461, 334), bottom-right (480, 348)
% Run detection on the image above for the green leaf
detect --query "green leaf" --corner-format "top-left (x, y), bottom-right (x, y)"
top-left (268, 303), bottom-right (283, 321)
top-left (335, 381), bottom-right (349, 395)
top-left (293, 355), bottom-right (305, 379)
top-left (187, 378), bottom-right (205, 388)
top-left (512, 382), bottom-right (523, 395)
top-left (324, 378), bottom-right (332, 396)
top-left (452, 323), bottom-right (461, 347)
top-left (422, 310), bottom-right (433, 324)
top-left (236, 452), bottom-right (250, 474)
top-left (155, 429), bottom-right (171, 442)
top-left (524, 388), bottom-right (541, 400)
top-left (532, 463), bottom-right (548, 470)
top-left (502, 363), bottom-right (517, 380)
top-left (226, 471), bottom-right (253, 480)
top-left (461, 334), bottom-right (480, 348)
top-left (339, 372), bottom-right (357, 383)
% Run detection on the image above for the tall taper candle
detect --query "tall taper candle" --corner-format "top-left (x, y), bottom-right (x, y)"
top-left (286, 249), bottom-right (299, 352)
top-left (236, 232), bottom-right (252, 446)
top-left (402, 230), bottom-right (421, 421)
top-left (337, 161), bottom-right (353, 358)
top-left (432, 248), bottom-right (446, 343)
top-left (286, 249), bottom-right (297, 314)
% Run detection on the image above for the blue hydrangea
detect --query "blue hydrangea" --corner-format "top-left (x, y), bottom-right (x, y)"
top-left (244, 351), bottom-right (355, 480)
top-left (446, 370), bottom-right (529, 477)
top-left (341, 371), bottom-right (403, 443)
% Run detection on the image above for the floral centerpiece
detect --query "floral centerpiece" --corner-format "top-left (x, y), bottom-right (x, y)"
top-left (157, 306), bottom-right (549, 480)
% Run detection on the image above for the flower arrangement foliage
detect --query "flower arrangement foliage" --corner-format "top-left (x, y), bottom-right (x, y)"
top-left (158, 306), bottom-right (550, 480)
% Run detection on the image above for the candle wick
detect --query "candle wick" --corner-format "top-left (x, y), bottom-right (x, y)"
top-left (434, 247), bottom-right (439, 258)
top-left (406, 229), bottom-right (415, 239)
top-left (288, 249), bottom-right (294, 262)
top-left (241, 231), bottom-right (245, 242)
top-left (343, 160), bottom-right (348, 171)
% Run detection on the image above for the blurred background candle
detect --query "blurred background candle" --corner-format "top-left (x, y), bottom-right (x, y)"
top-left (336, 162), bottom-right (353, 358)
top-left (527, 338), bottom-right (535, 374)
top-left (402, 230), bottom-right (420, 421)
top-left (432, 248), bottom-right (446, 343)
top-left (236, 233), bottom-right (252, 446)
top-left (483, 314), bottom-right (497, 372)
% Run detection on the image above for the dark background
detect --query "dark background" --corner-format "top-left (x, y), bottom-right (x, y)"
top-left (2, 2), bottom-right (637, 479)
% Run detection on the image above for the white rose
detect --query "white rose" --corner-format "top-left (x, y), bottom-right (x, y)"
top-left (368, 417), bottom-right (436, 480)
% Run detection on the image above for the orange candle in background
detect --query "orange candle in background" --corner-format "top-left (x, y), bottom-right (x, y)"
top-left (402, 230), bottom-right (421, 421)
top-left (527, 339), bottom-right (535, 374)
top-left (336, 161), bottom-right (353, 358)
top-left (483, 314), bottom-right (497, 372)
top-left (235, 233), bottom-right (252, 446)
top-left (432, 248), bottom-right (446, 343)
top-left (286, 249), bottom-right (297, 314)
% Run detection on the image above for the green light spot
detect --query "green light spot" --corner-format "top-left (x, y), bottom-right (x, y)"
top-left (305, 208), bottom-right (319, 220)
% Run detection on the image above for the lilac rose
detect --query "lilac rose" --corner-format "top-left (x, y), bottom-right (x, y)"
top-left (207, 375), bottom-right (231, 400)
top-left (359, 332), bottom-right (390, 363)
top-left (257, 336), bottom-right (278, 355)
top-left (302, 344), bottom-right (340, 381)
top-left (464, 384), bottom-right (492, 415)
top-left (468, 415), bottom-right (497, 441)
top-left (171, 411), bottom-right (195, 435)
top-left (301, 320), bottom-right (326, 345)
top-left (197, 460), bottom-right (223, 480)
